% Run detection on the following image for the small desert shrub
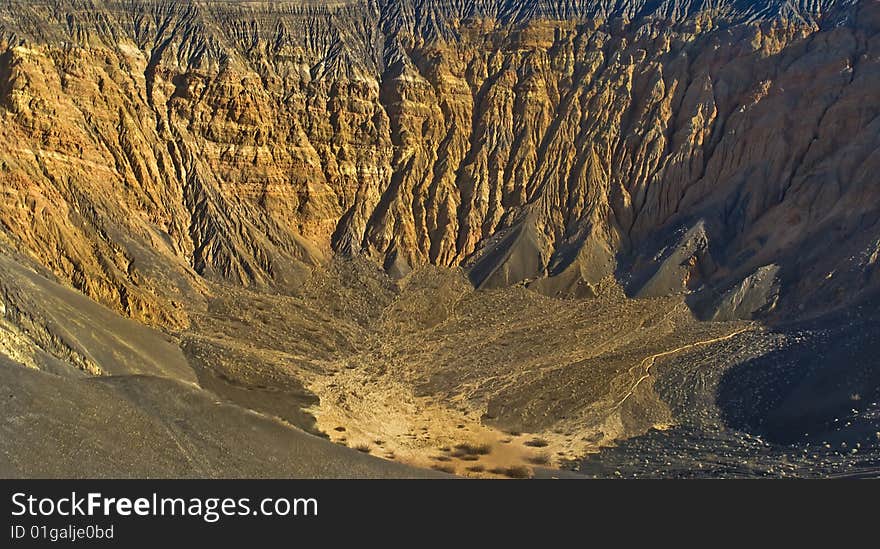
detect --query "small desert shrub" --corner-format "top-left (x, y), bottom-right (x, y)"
top-left (527, 454), bottom-right (550, 465)
top-left (466, 465), bottom-right (485, 473)
top-left (489, 466), bottom-right (531, 479)
top-left (503, 466), bottom-right (531, 479)
top-left (354, 443), bottom-right (371, 453)
top-left (432, 455), bottom-right (452, 462)
top-left (454, 443), bottom-right (492, 456)
top-left (431, 464), bottom-right (456, 474)
top-left (334, 426), bottom-right (346, 432)
top-left (524, 437), bottom-right (549, 448)
top-left (583, 431), bottom-right (604, 443)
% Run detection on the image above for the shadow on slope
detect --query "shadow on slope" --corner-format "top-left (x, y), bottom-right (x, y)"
top-left (716, 303), bottom-right (880, 446)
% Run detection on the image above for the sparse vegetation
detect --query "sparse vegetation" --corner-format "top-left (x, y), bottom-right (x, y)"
top-left (487, 466), bottom-right (531, 478)
top-left (524, 437), bottom-right (549, 448)
top-left (583, 432), bottom-right (604, 443)
top-left (453, 442), bottom-right (492, 456)
top-left (466, 465), bottom-right (485, 473)
top-left (431, 464), bottom-right (456, 474)
top-left (502, 466), bottom-right (531, 479)
top-left (354, 443), bottom-right (371, 453)
top-left (527, 453), bottom-right (550, 465)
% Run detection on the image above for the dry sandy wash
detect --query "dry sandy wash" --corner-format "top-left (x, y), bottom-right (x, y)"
top-left (184, 261), bottom-right (756, 477)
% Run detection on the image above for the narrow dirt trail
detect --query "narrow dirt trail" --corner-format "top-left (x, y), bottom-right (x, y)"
top-left (611, 326), bottom-right (754, 411)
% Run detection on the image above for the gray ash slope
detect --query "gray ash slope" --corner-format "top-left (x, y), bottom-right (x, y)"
top-left (0, 356), bottom-right (441, 478)
top-left (0, 248), bottom-right (439, 478)
top-left (577, 298), bottom-right (880, 478)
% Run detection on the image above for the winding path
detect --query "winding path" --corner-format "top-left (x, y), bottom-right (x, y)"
top-left (611, 326), bottom-right (754, 411)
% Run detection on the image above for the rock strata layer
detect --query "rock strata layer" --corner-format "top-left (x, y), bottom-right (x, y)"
top-left (0, 0), bottom-right (878, 327)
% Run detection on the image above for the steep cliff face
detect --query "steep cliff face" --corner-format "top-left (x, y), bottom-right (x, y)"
top-left (0, 0), bottom-right (878, 328)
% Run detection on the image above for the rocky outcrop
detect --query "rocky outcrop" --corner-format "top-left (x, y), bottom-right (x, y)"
top-left (0, 0), bottom-right (877, 325)
top-left (698, 263), bottom-right (781, 320)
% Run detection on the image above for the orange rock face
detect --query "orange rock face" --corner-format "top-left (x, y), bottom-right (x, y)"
top-left (0, 0), bottom-right (878, 325)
